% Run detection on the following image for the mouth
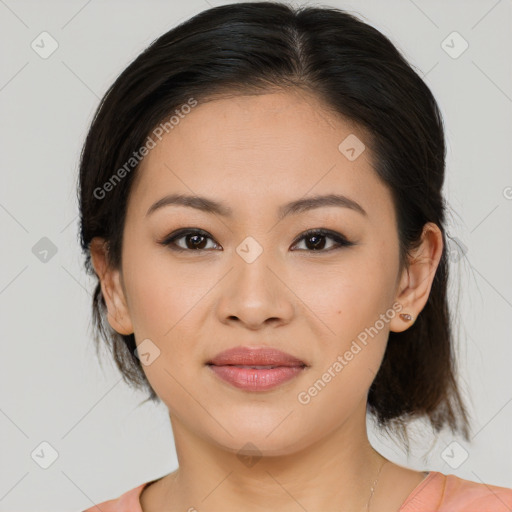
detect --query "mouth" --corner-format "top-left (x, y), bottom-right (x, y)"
top-left (206, 346), bottom-right (308, 391)
top-left (219, 365), bottom-right (296, 369)
top-left (207, 346), bottom-right (307, 367)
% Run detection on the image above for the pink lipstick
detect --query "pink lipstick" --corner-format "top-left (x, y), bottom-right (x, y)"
top-left (206, 346), bottom-right (307, 391)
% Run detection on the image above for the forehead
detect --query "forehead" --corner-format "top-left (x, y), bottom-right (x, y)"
top-left (129, 91), bottom-right (393, 222)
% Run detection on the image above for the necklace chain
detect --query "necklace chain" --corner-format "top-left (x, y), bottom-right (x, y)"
top-left (365, 459), bottom-right (388, 512)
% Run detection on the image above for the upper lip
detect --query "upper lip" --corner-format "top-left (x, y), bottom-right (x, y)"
top-left (207, 346), bottom-right (307, 367)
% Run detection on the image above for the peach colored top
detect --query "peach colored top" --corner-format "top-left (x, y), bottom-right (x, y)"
top-left (81, 471), bottom-right (512, 512)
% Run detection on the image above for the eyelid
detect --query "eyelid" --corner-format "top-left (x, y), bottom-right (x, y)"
top-left (159, 228), bottom-right (219, 251)
top-left (158, 227), bottom-right (355, 253)
top-left (291, 228), bottom-right (351, 247)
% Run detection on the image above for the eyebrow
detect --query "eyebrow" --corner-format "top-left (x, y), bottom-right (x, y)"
top-left (145, 193), bottom-right (368, 220)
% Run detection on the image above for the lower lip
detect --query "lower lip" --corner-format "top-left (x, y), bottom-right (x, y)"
top-left (207, 365), bottom-right (305, 391)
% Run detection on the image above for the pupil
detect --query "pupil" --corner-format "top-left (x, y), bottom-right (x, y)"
top-left (189, 234), bottom-right (206, 249)
top-left (308, 234), bottom-right (325, 250)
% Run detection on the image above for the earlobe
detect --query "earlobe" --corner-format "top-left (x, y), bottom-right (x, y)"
top-left (389, 222), bottom-right (444, 333)
top-left (89, 237), bottom-right (134, 336)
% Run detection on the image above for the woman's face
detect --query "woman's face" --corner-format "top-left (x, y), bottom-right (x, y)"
top-left (99, 90), bottom-right (410, 455)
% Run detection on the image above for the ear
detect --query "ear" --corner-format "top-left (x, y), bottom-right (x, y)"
top-left (389, 222), bottom-right (444, 333)
top-left (89, 237), bottom-right (134, 336)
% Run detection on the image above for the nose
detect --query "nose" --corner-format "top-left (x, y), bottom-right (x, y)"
top-left (214, 251), bottom-right (295, 330)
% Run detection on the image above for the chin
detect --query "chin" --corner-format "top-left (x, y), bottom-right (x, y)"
top-left (201, 412), bottom-right (319, 458)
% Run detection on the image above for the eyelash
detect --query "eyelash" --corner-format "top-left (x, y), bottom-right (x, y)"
top-left (158, 228), bottom-right (355, 254)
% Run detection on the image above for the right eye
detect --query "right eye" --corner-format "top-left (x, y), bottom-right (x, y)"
top-left (158, 228), bottom-right (220, 252)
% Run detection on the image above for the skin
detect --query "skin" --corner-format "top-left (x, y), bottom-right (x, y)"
top-left (90, 89), bottom-right (443, 512)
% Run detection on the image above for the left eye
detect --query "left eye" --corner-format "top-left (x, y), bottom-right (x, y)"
top-left (292, 228), bottom-right (355, 252)
top-left (159, 228), bottom-right (355, 253)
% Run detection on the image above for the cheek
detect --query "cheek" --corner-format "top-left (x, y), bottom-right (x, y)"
top-left (121, 238), bottom-right (202, 337)
top-left (294, 256), bottom-right (394, 336)
top-left (293, 250), bottom-right (397, 392)
top-left (121, 243), bottom-right (213, 390)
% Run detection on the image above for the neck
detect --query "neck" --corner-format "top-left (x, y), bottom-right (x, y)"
top-left (159, 406), bottom-right (387, 512)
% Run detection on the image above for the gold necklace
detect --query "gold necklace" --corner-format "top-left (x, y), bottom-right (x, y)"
top-left (365, 460), bottom-right (389, 512)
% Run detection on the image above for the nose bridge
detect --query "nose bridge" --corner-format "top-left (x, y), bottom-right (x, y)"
top-left (232, 233), bottom-right (280, 297)
top-left (215, 232), bottom-right (294, 327)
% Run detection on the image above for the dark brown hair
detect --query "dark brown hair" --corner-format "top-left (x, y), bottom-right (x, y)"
top-left (78, 1), bottom-right (471, 448)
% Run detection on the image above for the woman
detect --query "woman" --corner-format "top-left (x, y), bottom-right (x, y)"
top-left (78, 2), bottom-right (512, 511)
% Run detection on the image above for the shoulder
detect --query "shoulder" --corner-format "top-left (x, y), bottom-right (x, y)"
top-left (80, 481), bottom-right (149, 512)
top-left (440, 472), bottom-right (512, 511)
top-left (401, 471), bottom-right (512, 512)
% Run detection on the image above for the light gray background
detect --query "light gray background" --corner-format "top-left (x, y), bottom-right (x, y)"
top-left (1, 0), bottom-right (511, 510)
